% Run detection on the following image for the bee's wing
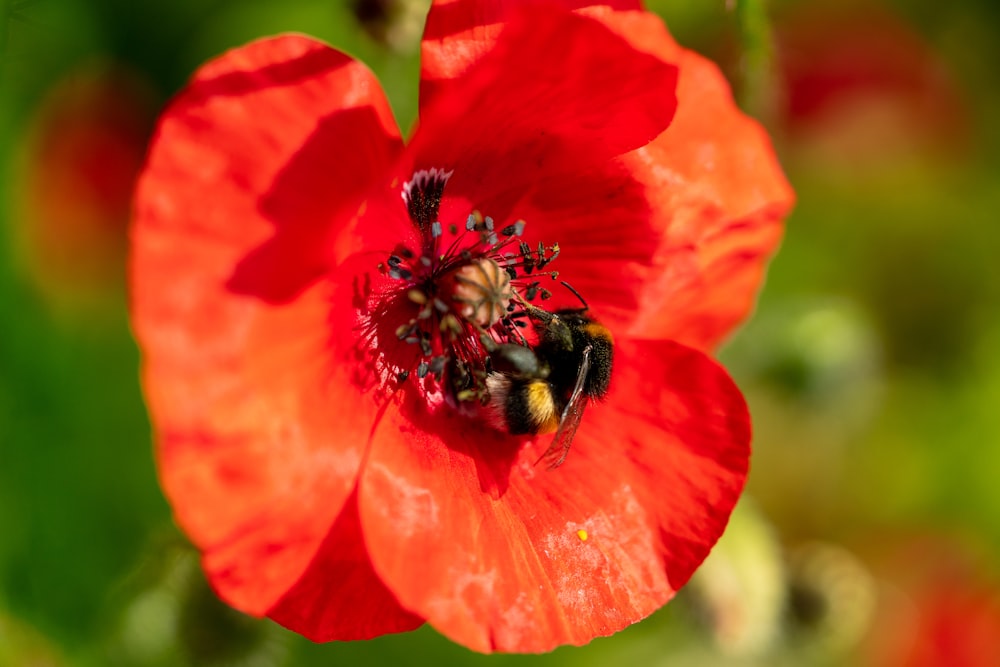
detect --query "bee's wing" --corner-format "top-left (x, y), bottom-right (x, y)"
top-left (537, 345), bottom-right (592, 470)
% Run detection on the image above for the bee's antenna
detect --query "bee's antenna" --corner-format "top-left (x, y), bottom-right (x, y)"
top-left (560, 281), bottom-right (589, 311)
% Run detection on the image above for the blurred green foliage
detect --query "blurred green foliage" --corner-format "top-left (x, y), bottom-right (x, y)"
top-left (2, 0), bottom-right (999, 665)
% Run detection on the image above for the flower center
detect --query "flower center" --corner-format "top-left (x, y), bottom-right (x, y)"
top-left (359, 168), bottom-right (568, 407)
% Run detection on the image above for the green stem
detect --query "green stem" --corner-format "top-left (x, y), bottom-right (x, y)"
top-left (0, 0), bottom-right (10, 61)
top-left (735, 0), bottom-right (777, 121)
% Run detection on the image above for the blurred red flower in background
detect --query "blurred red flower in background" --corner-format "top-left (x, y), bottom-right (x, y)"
top-left (130, 0), bottom-right (792, 653)
top-left (774, 1), bottom-right (968, 162)
top-left (12, 63), bottom-right (154, 311)
top-left (863, 534), bottom-right (1000, 667)
top-left (892, 584), bottom-right (1000, 667)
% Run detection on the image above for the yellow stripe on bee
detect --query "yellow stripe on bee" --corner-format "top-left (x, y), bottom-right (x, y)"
top-left (582, 321), bottom-right (613, 343)
top-left (526, 381), bottom-right (559, 433)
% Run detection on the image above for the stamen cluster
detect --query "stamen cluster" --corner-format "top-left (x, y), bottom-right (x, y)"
top-left (362, 169), bottom-right (564, 404)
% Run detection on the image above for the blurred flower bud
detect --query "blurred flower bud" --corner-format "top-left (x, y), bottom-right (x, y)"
top-left (106, 536), bottom-right (289, 667)
top-left (726, 297), bottom-right (882, 422)
top-left (785, 542), bottom-right (877, 656)
top-left (724, 298), bottom-right (883, 534)
top-left (684, 500), bottom-right (786, 656)
top-left (351, 0), bottom-right (430, 52)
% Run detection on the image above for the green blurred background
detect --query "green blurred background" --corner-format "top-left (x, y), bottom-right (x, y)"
top-left (2, 0), bottom-right (998, 664)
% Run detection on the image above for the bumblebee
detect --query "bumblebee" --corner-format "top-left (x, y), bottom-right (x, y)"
top-left (485, 306), bottom-right (613, 469)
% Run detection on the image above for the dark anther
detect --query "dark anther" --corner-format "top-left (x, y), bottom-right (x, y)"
top-left (538, 243), bottom-right (560, 269)
top-left (520, 241), bottom-right (535, 274)
top-left (419, 337), bottom-right (433, 357)
top-left (387, 255), bottom-right (403, 267)
top-left (501, 220), bottom-right (526, 237)
top-left (397, 370), bottom-right (410, 382)
top-left (525, 282), bottom-right (540, 301)
top-left (505, 266), bottom-right (517, 280)
top-left (540, 289), bottom-right (552, 300)
top-left (403, 169), bottom-right (451, 235)
top-left (417, 361), bottom-right (430, 378)
top-left (388, 267), bottom-right (413, 281)
top-left (429, 356), bottom-right (446, 375)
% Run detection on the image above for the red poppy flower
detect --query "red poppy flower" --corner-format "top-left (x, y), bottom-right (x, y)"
top-left (131, 0), bottom-right (793, 654)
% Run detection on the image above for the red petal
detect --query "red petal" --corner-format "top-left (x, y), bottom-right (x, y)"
top-left (407, 5), bottom-right (677, 212)
top-left (136, 275), bottom-right (371, 617)
top-left (267, 488), bottom-right (425, 640)
top-left (482, 162), bottom-right (657, 328)
top-left (140, 35), bottom-right (402, 304)
top-left (420, 0), bottom-right (643, 109)
top-left (131, 36), bottom-right (399, 615)
top-left (358, 340), bottom-right (749, 653)
top-left (419, 3), bottom-right (794, 350)
top-left (602, 12), bottom-right (794, 349)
